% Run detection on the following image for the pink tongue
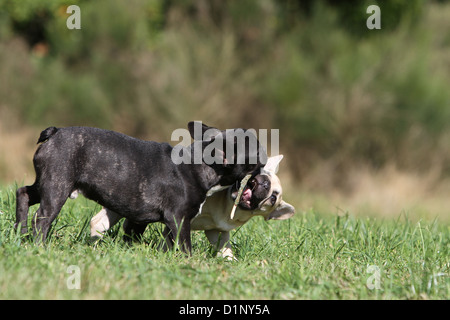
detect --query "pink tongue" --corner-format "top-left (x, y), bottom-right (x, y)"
top-left (242, 188), bottom-right (252, 201)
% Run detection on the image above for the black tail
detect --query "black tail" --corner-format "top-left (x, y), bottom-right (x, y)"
top-left (37, 127), bottom-right (59, 144)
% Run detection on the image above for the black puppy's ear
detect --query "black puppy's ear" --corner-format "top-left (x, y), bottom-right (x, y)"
top-left (202, 136), bottom-right (229, 167)
top-left (188, 121), bottom-right (220, 141)
top-left (187, 121), bottom-right (198, 137)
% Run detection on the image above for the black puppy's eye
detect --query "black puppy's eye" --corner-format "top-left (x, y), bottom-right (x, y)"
top-left (270, 194), bottom-right (277, 205)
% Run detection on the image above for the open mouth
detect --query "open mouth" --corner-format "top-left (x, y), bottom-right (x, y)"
top-left (232, 178), bottom-right (257, 209)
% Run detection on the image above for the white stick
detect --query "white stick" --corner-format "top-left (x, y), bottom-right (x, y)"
top-left (230, 174), bottom-right (252, 220)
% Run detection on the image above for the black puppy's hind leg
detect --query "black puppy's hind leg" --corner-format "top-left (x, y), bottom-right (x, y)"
top-left (31, 187), bottom-right (69, 242)
top-left (123, 219), bottom-right (148, 243)
top-left (15, 184), bottom-right (40, 234)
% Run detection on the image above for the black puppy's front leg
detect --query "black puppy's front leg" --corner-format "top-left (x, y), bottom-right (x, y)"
top-left (164, 214), bottom-right (192, 255)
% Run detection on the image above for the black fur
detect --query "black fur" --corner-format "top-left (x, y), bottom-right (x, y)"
top-left (16, 122), bottom-right (264, 254)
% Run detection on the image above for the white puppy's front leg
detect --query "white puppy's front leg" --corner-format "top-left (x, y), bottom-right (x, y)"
top-left (90, 207), bottom-right (121, 238)
top-left (204, 230), bottom-right (236, 261)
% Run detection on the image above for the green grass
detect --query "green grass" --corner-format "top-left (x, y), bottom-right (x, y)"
top-left (0, 184), bottom-right (448, 299)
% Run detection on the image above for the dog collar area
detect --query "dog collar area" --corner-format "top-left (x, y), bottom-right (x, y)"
top-left (206, 184), bottom-right (230, 197)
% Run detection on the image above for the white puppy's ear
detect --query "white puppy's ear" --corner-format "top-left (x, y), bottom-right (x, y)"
top-left (261, 155), bottom-right (284, 175)
top-left (267, 200), bottom-right (295, 220)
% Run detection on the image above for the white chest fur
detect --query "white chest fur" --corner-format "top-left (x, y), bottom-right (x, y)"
top-left (191, 188), bottom-right (253, 232)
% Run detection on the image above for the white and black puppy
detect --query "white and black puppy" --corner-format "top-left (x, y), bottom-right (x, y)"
top-left (90, 155), bottom-right (294, 260)
top-left (191, 155), bottom-right (295, 260)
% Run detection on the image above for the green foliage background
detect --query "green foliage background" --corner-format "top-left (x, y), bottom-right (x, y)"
top-left (1, 0), bottom-right (450, 184)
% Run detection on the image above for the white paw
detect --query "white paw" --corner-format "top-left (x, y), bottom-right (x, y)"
top-left (219, 247), bottom-right (238, 262)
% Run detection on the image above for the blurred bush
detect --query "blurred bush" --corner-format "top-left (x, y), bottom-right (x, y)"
top-left (277, 0), bottom-right (426, 34)
top-left (1, 0), bottom-right (450, 185)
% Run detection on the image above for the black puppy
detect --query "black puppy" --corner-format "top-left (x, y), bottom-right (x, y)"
top-left (15, 122), bottom-right (264, 253)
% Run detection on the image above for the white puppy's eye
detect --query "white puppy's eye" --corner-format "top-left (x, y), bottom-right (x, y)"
top-left (270, 194), bottom-right (277, 205)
